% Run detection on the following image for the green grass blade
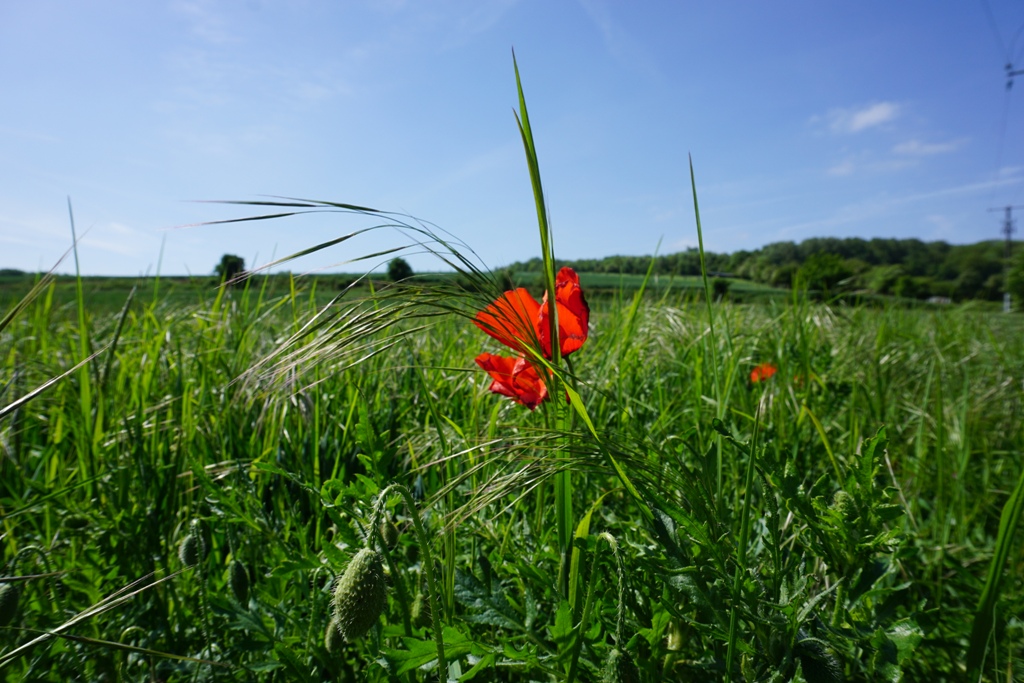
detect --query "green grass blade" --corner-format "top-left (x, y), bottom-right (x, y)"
top-left (966, 460), bottom-right (1024, 675)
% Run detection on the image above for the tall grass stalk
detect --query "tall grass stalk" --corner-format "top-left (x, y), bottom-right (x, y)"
top-left (513, 52), bottom-right (574, 590)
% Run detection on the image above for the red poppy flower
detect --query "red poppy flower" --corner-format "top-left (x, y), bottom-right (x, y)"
top-left (537, 267), bottom-right (590, 358)
top-left (750, 362), bottom-right (778, 383)
top-left (475, 353), bottom-right (548, 410)
top-left (474, 267), bottom-right (589, 359)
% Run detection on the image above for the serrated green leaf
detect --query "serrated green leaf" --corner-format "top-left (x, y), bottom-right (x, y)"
top-left (549, 600), bottom-right (573, 647)
top-left (887, 618), bottom-right (923, 664)
top-left (453, 568), bottom-right (524, 631)
top-left (875, 504), bottom-right (905, 523)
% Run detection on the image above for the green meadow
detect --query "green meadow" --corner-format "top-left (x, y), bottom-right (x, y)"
top-left (2, 271), bottom-right (1023, 681)
top-left (2, 70), bottom-right (1024, 682)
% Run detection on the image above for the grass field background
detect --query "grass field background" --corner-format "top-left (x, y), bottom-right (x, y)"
top-left (1, 265), bottom-right (1023, 680)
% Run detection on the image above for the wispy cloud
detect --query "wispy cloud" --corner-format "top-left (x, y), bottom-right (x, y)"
top-left (892, 138), bottom-right (966, 156)
top-left (578, 0), bottom-right (660, 80)
top-left (821, 102), bottom-right (901, 134)
top-left (827, 160), bottom-right (856, 177)
top-left (171, 0), bottom-right (237, 45)
top-left (75, 223), bottom-right (151, 258)
top-left (784, 172), bottom-right (1024, 236)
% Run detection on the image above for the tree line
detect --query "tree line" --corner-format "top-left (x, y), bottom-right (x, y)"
top-left (506, 237), bottom-right (1024, 302)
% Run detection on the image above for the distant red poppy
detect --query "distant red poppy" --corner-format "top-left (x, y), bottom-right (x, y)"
top-left (475, 353), bottom-right (548, 410)
top-left (474, 267), bottom-right (589, 360)
top-left (750, 362), bottom-right (778, 383)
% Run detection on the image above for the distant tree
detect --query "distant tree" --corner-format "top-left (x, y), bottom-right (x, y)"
top-left (214, 254), bottom-right (246, 284)
top-left (953, 266), bottom-right (986, 301)
top-left (1007, 250), bottom-right (1024, 310)
top-left (769, 262), bottom-right (799, 288)
top-left (893, 275), bottom-right (920, 300)
top-left (797, 252), bottom-right (851, 294)
top-left (868, 265), bottom-right (904, 295)
top-left (387, 257), bottom-right (414, 282)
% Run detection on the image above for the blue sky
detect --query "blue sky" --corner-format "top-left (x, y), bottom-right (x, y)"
top-left (2, 1), bottom-right (1024, 276)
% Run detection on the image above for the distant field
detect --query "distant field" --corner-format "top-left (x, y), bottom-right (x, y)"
top-left (0, 270), bottom-right (791, 316)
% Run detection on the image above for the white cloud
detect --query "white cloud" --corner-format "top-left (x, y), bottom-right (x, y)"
top-left (893, 138), bottom-right (966, 156)
top-left (171, 0), bottom-right (237, 45)
top-left (824, 102), bottom-right (901, 134)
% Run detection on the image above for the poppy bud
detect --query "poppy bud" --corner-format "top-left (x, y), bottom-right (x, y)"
top-left (796, 638), bottom-right (842, 683)
top-left (179, 534), bottom-right (201, 567)
top-left (0, 583), bottom-right (19, 627)
top-left (62, 514), bottom-right (90, 531)
top-left (332, 548), bottom-right (387, 641)
top-left (602, 648), bottom-right (640, 683)
top-left (228, 560), bottom-right (250, 605)
top-left (381, 520), bottom-right (399, 549)
top-left (325, 616), bottom-right (345, 654)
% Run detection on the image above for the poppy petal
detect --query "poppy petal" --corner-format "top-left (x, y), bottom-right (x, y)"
top-left (475, 353), bottom-right (548, 410)
top-left (474, 289), bottom-right (542, 355)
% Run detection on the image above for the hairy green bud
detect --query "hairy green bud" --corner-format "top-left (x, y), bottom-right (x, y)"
top-left (381, 520), bottom-right (400, 548)
top-left (325, 617), bottom-right (345, 654)
top-left (796, 638), bottom-right (842, 683)
top-left (228, 560), bottom-right (250, 605)
top-left (179, 534), bottom-right (201, 567)
top-left (62, 514), bottom-right (90, 531)
top-left (603, 648), bottom-right (640, 683)
top-left (332, 548), bottom-right (387, 641)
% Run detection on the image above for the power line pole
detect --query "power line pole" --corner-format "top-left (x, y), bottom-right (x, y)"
top-left (987, 204), bottom-right (1024, 311)
top-left (1006, 63), bottom-right (1024, 89)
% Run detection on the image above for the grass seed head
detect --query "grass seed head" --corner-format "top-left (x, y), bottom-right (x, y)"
top-left (0, 583), bottom-right (19, 627)
top-left (603, 647), bottom-right (640, 683)
top-left (410, 591), bottom-right (431, 628)
top-left (332, 548), bottom-right (387, 641)
top-left (228, 560), bottom-right (250, 605)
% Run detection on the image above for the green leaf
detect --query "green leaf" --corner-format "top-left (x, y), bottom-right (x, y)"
top-left (549, 600), bottom-right (574, 650)
top-left (453, 568), bottom-right (525, 631)
top-left (887, 618), bottom-right (924, 664)
top-left (459, 653), bottom-right (496, 680)
top-left (382, 627), bottom-right (476, 676)
top-left (381, 636), bottom-right (438, 675)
